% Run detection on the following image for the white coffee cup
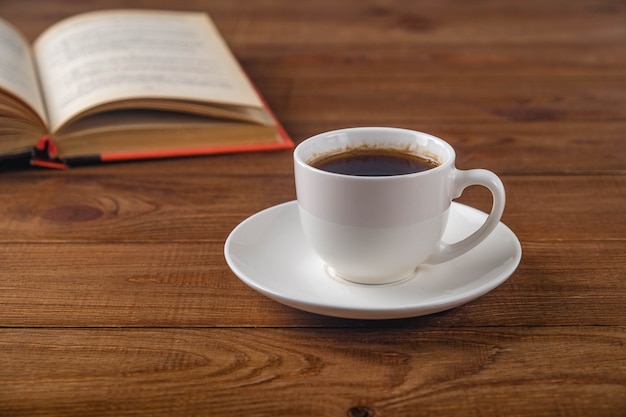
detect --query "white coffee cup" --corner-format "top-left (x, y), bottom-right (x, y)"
top-left (294, 127), bottom-right (506, 285)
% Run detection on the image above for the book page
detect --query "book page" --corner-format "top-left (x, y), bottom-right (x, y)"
top-left (0, 17), bottom-right (47, 125)
top-left (33, 10), bottom-right (263, 133)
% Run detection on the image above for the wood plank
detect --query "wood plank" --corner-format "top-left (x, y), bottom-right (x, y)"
top-left (0, 239), bottom-right (623, 327)
top-left (266, 75), bottom-right (626, 125)
top-left (7, 0), bottom-right (625, 45)
top-left (0, 175), bottom-right (623, 242)
top-left (239, 43), bottom-right (626, 78)
top-left (0, 327), bottom-right (624, 416)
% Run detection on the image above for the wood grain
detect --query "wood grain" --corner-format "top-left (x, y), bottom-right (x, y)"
top-left (0, 0), bottom-right (624, 415)
top-left (0, 328), bottom-right (624, 417)
top-left (0, 175), bottom-right (623, 242)
top-left (0, 239), bottom-right (624, 327)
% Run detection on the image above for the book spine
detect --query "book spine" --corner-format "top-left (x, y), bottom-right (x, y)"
top-left (0, 150), bottom-right (32, 169)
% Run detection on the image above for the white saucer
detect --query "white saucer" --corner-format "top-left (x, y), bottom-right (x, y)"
top-left (224, 201), bottom-right (521, 320)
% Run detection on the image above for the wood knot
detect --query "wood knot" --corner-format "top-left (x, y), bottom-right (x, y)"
top-left (41, 204), bottom-right (104, 222)
top-left (348, 406), bottom-right (374, 417)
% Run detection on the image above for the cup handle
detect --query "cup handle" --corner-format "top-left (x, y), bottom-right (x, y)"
top-left (426, 168), bottom-right (506, 264)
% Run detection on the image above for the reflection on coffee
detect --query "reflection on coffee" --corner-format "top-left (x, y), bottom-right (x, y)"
top-left (309, 147), bottom-right (439, 176)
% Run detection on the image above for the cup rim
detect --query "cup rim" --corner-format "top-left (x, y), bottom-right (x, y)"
top-left (294, 127), bottom-right (455, 179)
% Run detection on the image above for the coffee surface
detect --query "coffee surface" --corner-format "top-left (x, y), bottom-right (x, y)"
top-left (310, 148), bottom-right (438, 176)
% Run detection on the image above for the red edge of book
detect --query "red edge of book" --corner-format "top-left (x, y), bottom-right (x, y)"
top-left (30, 88), bottom-right (294, 167)
top-left (100, 134), bottom-right (292, 162)
top-left (31, 136), bottom-right (68, 169)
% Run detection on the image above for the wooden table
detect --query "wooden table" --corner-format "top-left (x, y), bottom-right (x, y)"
top-left (1, 1), bottom-right (625, 416)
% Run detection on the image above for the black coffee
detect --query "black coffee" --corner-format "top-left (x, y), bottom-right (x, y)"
top-left (310, 148), bottom-right (439, 176)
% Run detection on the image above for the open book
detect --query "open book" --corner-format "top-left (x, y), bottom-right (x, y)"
top-left (0, 9), bottom-right (292, 168)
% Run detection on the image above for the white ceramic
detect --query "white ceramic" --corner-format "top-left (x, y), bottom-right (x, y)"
top-left (224, 201), bottom-right (522, 320)
top-left (294, 127), bottom-right (506, 284)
